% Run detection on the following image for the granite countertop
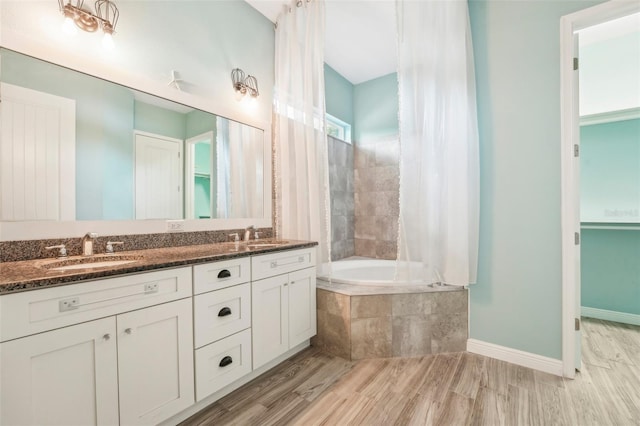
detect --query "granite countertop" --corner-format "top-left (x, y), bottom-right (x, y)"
top-left (0, 239), bottom-right (317, 294)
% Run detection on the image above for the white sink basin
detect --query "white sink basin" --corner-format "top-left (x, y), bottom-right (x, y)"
top-left (43, 256), bottom-right (142, 271)
top-left (49, 260), bottom-right (138, 271)
top-left (246, 241), bottom-right (289, 249)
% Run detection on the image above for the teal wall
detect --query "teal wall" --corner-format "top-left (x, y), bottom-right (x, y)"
top-left (324, 64), bottom-right (354, 139)
top-left (133, 101), bottom-right (186, 141)
top-left (186, 110), bottom-right (217, 140)
top-left (468, 0), bottom-right (604, 360)
top-left (580, 119), bottom-right (640, 317)
top-left (581, 228), bottom-right (640, 315)
top-left (580, 119), bottom-right (640, 222)
top-left (353, 73), bottom-right (399, 142)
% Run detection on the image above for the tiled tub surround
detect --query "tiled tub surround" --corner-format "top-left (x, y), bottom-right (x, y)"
top-left (354, 136), bottom-right (399, 259)
top-left (0, 227), bottom-right (273, 263)
top-left (328, 136), bottom-right (355, 260)
top-left (312, 286), bottom-right (468, 360)
top-left (0, 238), bottom-right (312, 294)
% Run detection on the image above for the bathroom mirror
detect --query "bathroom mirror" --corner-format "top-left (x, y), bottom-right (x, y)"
top-left (0, 48), bottom-right (266, 225)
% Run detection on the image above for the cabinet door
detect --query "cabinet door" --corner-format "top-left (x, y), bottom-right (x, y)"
top-left (0, 317), bottom-right (118, 426)
top-left (288, 267), bottom-right (317, 348)
top-left (251, 275), bottom-right (289, 370)
top-left (117, 299), bottom-right (194, 425)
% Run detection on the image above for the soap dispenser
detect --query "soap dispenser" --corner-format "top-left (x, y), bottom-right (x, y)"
top-left (82, 232), bottom-right (97, 256)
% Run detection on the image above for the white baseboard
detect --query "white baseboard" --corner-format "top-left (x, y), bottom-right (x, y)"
top-left (581, 306), bottom-right (640, 326)
top-left (467, 339), bottom-right (563, 376)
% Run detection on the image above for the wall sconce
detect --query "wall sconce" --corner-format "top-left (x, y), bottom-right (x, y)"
top-left (231, 68), bottom-right (259, 103)
top-left (58, 0), bottom-right (120, 49)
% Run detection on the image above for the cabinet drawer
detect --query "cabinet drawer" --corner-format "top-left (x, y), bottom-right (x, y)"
top-left (193, 257), bottom-right (250, 295)
top-left (194, 283), bottom-right (251, 348)
top-left (0, 267), bottom-right (192, 342)
top-left (195, 329), bottom-right (252, 401)
top-left (251, 248), bottom-right (316, 281)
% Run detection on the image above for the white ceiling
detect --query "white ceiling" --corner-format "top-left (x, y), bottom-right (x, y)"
top-left (248, 1), bottom-right (640, 86)
top-left (246, 0), bottom-right (396, 85)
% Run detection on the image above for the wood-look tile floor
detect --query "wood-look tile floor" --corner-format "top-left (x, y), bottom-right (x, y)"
top-left (181, 317), bottom-right (640, 425)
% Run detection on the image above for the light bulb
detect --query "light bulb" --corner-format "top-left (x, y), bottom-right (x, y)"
top-left (62, 16), bottom-right (77, 36)
top-left (234, 88), bottom-right (246, 102)
top-left (102, 32), bottom-right (115, 50)
top-left (245, 95), bottom-right (258, 110)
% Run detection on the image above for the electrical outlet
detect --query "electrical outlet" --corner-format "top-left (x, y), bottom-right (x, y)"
top-left (166, 220), bottom-right (185, 232)
top-left (144, 282), bottom-right (159, 294)
top-left (59, 297), bottom-right (80, 312)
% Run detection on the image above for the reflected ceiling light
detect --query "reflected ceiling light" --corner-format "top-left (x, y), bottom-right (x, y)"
top-left (58, 0), bottom-right (119, 48)
top-left (231, 68), bottom-right (259, 101)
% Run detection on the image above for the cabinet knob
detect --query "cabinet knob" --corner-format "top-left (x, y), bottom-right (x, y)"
top-left (103, 334), bottom-right (111, 341)
top-left (217, 269), bottom-right (231, 279)
top-left (124, 328), bottom-right (132, 335)
top-left (219, 356), bottom-right (233, 367)
top-left (218, 307), bottom-right (232, 317)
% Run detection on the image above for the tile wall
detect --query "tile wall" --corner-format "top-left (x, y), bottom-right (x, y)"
top-left (353, 136), bottom-right (399, 259)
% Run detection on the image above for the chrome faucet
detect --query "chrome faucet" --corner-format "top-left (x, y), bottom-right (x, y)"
top-left (45, 244), bottom-right (67, 258)
top-left (82, 232), bottom-right (97, 256)
top-left (244, 225), bottom-right (255, 242)
top-left (105, 241), bottom-right (124, 254)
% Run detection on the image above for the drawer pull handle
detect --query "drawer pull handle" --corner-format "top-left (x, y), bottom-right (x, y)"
top-left (218, 307), bottom-right (232, 317)
top-left (103, 334), bottom-right (111, 341)
top-left (124, 328), bottom-right (132, 335)
top-left (219, 356), bottom-right (233, 367)
top-left (217, 269), bottom-right (232, 279)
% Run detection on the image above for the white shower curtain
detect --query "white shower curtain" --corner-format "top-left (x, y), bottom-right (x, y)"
top-left (274, 0), bottom-right (331, 264)
top-left (396, 0), bottom-right (480, 286)
top-left (216, 117), bottom-right (263, 219)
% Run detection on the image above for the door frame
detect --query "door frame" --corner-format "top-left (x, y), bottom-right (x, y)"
top-left (184, 131), bottom-right (214, 219)
top-left (560, 0), bottom-right (640, 378)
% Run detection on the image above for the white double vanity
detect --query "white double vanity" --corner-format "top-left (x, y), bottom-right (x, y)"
top-left (0, 244), bottom-right (317, 425)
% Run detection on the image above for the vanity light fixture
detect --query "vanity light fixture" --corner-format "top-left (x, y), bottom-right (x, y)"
top-left (231, 68), bottom-right (260, 102)
top-left (58, 0), bottom-right (120, 49)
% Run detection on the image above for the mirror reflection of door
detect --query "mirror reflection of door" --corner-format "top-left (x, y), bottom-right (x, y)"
top-left (134, 131), bottom-right (183, 220)
top-left (185, 132), bottom-right (214, 219)
top-left (0, 83), bottom-right (76, 221)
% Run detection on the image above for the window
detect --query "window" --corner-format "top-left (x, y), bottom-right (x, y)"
top-left (326, 113), bottom-right (352, 144)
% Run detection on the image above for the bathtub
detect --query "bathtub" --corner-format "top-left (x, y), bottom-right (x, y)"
top-left (316, 257), bottom-right (461, 295)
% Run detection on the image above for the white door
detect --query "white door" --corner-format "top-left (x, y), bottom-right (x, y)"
top-left (134, 132), bottom-right (183, 219)
top-left (288, 267), bottom-right (317, 347)
top-left (252, 274), bottom-right (289, 369)
top-left (0, 317), bottom-right (119, 426)
top-left (117, 298), bottom-right (194, 425)
top-left (0, 82), bottom-right (75, 221)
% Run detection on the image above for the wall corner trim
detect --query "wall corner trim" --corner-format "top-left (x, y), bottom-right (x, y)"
top-left (581, 307), bottom-right (640, 326)
top-left (467, 339), bottom-right (563, 377)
